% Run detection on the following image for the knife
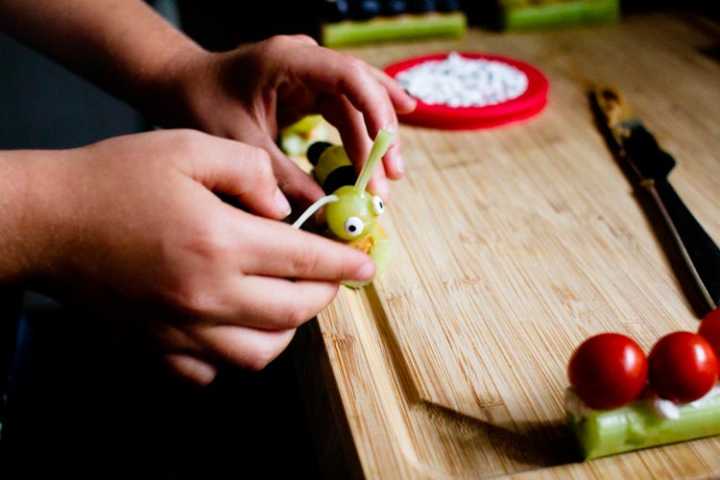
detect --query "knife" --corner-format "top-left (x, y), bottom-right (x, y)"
top-left (591, 86), bottom-right (720, 316)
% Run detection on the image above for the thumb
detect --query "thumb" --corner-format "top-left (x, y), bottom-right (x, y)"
top-left (190, 139), bottom-right (292, 220)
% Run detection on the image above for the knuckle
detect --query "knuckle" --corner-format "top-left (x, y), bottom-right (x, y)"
top-left (336, 257), bottom-right (355, 280)
top-left (293, 34), bottom-right (318, 46)
top-left (264, 35), bottom-right (292, 53)
top-left (247, 343), bottom-right (278, 372)
top-left (250, 149), bottom-right (274, 178)
top-left (257, 331), bottom-right (296, 370)
top-left (344, 57), bottom-right (366, 78)
top-left (290, 248), bottom-right (321, 277)
top-left (171, 129), bottom-right (206, 153)
top-left (180, 217), bottom-right (235, 265)
top-left (172, 280), bottom-right (216, 318)
top-left (238, 142), bottom-right (269, 162)
top-left (286, 305), bottom-right (313, 329)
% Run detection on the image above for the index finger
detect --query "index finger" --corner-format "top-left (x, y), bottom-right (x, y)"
top-left (368, 66), bottom-right (417, 114)
top-left (287, 46), bottom-right (396, 139)
top-left (319, 95), bottom-right (391, 199)
top-left (233, 209), bottom-right (376, 282)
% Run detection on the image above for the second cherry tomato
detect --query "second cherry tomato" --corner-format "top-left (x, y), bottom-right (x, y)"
top-left (648, 332), bottom-right (718, 403)
top-left (568, 333), bottom-right (648, 410)
top-left (699, 308), bottom-right (720, 358)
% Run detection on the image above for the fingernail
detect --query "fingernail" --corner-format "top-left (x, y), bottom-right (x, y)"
top-left (406, 97), bottom-right (418, 112)
top-left (274, 188), bottom-right (292, 217)
top-left (355, 261), bottom-right (376, 281)
top-left (391, 148), bottom-right (404, 175)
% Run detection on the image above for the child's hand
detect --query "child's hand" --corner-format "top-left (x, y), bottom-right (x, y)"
top-left (156, 35), bottom-right (416, 204)
top-left (21, 130), bottom-right (375, 384)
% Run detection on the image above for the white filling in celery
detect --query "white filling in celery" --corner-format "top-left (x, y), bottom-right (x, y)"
top-left (565, 385), bottom-right (720, 420)
top-left (651, 397), bottom-right (681, 420)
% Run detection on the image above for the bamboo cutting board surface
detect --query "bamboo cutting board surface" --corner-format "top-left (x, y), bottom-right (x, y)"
top-left (303, 13), bottom-right (720, 479)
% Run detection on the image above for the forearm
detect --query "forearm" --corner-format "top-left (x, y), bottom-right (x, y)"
top-left (0, 150), bottom-right (67, 285)
top-left (0, 0), bottom-right (204, 119)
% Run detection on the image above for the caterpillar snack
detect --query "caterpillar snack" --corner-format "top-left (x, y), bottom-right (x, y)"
top-left (292, 129), bottom-right (394, 288)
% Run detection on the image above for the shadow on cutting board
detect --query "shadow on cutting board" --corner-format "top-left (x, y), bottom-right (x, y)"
top-left (413, 401), bottom-right (580, 468)
top-left (365, 285), bottom-right (581, 471)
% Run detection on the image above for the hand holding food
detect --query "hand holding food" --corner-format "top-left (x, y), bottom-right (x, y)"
top-left (161, 35), bottom-right (416, 204)
top-left (1, 130), bottom-right (375, 385)
top-left (292, 130), bottom-right (394, 287)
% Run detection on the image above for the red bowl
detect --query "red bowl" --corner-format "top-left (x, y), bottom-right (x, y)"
top-left (384, 52), bottom-right (549, 130)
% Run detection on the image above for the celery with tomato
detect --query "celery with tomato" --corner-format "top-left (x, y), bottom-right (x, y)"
top-left (566, 312), bottom-right (720, 459)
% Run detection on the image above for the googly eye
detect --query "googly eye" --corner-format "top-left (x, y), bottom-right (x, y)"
top-left (344, 216), bottom-right (365, 237)
top-left (372, 196), bottom-right (385, 215)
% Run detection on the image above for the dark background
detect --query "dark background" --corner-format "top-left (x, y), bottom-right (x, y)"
top-left (0, 0), bottom-right (716, 478)
top-left (0, 4), bottom-right (319, 477)
top-left (177, 0), bottom-right (719, 51)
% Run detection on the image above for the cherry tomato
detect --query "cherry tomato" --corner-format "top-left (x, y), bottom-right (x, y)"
top-left (699, 308), bottom-right (720, 358)
top-left (648, 332), bottom-right (718, 403)
top-left (568, 333), bottom-right (648, 410)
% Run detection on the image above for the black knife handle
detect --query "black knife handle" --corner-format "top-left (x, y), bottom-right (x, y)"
top-left (647, 179), bottom-right (720, 313)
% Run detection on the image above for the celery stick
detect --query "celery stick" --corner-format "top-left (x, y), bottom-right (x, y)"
top-left (355, 129), bottom-right (393, 193)
top-left (322, 12), bottom-right (466, 48)
top-left (568, 387), bottom-right (720, 459)
top-left (503, 0), bottom-right (619, 31)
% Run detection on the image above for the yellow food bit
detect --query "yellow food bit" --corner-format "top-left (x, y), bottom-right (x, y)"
top-left (348, 224), bottom-right (386, 255)
top-left (350, 234), bottom-right (375, 255)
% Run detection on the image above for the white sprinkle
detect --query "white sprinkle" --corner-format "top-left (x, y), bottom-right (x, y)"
top-left (396, 52), bottom-right (528, 108)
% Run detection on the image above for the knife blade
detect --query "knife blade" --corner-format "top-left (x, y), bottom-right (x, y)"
top-left (591, 86), bottom-right (720, 315)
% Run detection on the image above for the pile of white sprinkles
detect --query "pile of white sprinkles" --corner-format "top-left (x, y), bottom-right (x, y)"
top-left (396, 52), bottom-right (528, 108)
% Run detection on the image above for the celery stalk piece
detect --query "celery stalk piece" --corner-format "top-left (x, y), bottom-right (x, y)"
top-left (502, 0), bottom-right (619, 31)
top-left (356, 129), bottom-right (393, 193)
top-left (322, 12), bottom-right (466, 48)
top-left (567, 387), bottom-right (720, 459)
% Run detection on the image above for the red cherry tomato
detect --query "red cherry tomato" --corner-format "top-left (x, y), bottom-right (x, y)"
top-left (568, 333), bottom-right (648, 410)
top-left (648, 332), bottom-right (718, 403)
top-left (699, 308), bottom-right (720, 358)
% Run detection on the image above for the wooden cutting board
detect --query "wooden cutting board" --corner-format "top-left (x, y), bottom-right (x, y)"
top-left (295, 13), bottom-right (720, 479)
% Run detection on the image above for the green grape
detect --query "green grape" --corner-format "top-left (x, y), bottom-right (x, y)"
top-left (279, 114), bottom-right (328, 157)
top-left (344, 222), bottom-right (392, 288)
top-left (283, 114), bottom-right (323, 135)
top-left (325, 185), bottom-right (377, 241)
top-left (323, 130), bottom-right (391, 241)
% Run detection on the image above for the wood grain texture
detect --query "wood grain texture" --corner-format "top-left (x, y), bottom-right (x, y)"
top-left (303, 13), bottom-right (720, 479)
